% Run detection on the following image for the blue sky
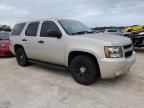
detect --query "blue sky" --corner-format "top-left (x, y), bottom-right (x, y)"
top-left (0, 0), bottom-right (144, 27)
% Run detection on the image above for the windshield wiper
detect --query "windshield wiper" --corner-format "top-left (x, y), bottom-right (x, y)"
top-left (71, 31), bottom-right (96, 35)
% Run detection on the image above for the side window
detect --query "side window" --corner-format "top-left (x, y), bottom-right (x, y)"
top-left (25, 22), bottom-right (39, 36)
top-left (40, 21), bottom-right (61, 37)
top-left (11, 23), bottom-right (26, 36)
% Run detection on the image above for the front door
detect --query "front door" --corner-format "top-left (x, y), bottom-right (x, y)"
top-left (35, 21), bottom-right (65, 65)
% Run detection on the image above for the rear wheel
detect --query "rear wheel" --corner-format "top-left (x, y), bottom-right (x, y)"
top-left (15, 48), bottom-right (29, 66)
top-left (70, 55), bottom-right (99, 85)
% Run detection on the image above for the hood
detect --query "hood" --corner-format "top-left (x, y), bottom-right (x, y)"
top-left (77, 33), bottom-right (132, 46)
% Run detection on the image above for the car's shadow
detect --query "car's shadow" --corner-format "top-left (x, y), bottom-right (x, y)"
top-left (0, 56), bottom-right (15, 59)
top-left (31, 63), bottom-right (70, 77)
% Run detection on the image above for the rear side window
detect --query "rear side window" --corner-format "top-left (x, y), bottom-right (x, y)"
top-left (11, 23), bottom-right (26, 36)
top-left (25, 22), bottom-right (39, 36)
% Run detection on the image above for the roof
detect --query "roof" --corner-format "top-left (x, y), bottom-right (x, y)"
top-left (15, 18), bottom-right (76, 24)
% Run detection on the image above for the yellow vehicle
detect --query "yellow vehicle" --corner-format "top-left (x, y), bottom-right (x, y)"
top-left (124, 25), bottom-right (144, 32)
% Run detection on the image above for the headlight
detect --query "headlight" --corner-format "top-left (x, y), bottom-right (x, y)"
top-left (104, 46), bottom-right (123, 58)
top-left (1, 43), bottom-right (6, 48)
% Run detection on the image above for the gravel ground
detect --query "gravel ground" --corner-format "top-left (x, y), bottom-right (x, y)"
top-left (0, 48), bottom-right (144, 108)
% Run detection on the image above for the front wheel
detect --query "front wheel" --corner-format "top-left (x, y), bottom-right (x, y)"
top-left (15, 48), bottom-right (29, 66)
top-left (70, 55), bottom-right (99, 85)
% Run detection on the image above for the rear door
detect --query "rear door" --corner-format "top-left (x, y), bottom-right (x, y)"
top-left (22, 21), bottom-right (40, 58)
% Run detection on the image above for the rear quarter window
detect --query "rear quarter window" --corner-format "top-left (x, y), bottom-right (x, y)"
top-left (11, 23), bottom-right (26, 36)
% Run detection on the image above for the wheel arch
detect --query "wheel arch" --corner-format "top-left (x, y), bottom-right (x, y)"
top-left (14, 44), bottom-right (24, 53)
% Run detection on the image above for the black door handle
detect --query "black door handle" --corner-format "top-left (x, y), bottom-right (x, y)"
top-left (38, 40), bottom-right (44, 43)
top-left (22, 39), bottom-right (27, 41)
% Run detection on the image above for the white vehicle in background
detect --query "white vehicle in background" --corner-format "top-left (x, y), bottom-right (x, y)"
top-left (104, 29), bottom-right (132, 37)
top-left (10, 19), bottom-right (136, 85)
top-left (104, 29), bottom-right (123, 36)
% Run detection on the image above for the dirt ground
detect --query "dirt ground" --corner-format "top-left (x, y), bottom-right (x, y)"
top-left (0, 48), bottom-right (144, 108)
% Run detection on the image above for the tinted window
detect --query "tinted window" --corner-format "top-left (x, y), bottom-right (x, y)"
top-left (40, 21), bottom-right (60, 37)
top-left (25, 22), bottom-right (39, 36)
top-left (0, 32), bottom-right (10, 40)
top-left (11, 23), bottom-right (25, 36)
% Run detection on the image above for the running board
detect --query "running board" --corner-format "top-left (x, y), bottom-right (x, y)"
top-left (29, 59), bottom-right (68, 71)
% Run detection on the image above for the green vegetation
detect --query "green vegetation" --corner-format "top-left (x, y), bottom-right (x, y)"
top-left (0, 25), bottom-right (11, 32)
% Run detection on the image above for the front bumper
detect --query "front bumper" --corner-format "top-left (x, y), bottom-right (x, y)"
top-left (99, 51), bottom-right (136, 79)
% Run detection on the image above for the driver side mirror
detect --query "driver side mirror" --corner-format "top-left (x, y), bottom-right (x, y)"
top-left (47, 29), bottom-right (62, 39)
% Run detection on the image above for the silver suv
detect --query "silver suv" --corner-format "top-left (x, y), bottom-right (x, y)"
top-left (10, 19), bottom-right (136, 85)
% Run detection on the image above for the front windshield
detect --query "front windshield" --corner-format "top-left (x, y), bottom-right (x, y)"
top-left (0, 32), bottom-right (10, 40)
top-left (59, 19), bottom-right (93, 35)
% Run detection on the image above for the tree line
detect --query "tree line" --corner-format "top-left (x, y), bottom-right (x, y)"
top-left (0, 25), bottom-right (11, 32)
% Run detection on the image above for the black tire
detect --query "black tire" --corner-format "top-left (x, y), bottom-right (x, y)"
top-left (15, 48), bottom-right (29, 66)
top-left (70, 55), bottom-right (99, 85)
